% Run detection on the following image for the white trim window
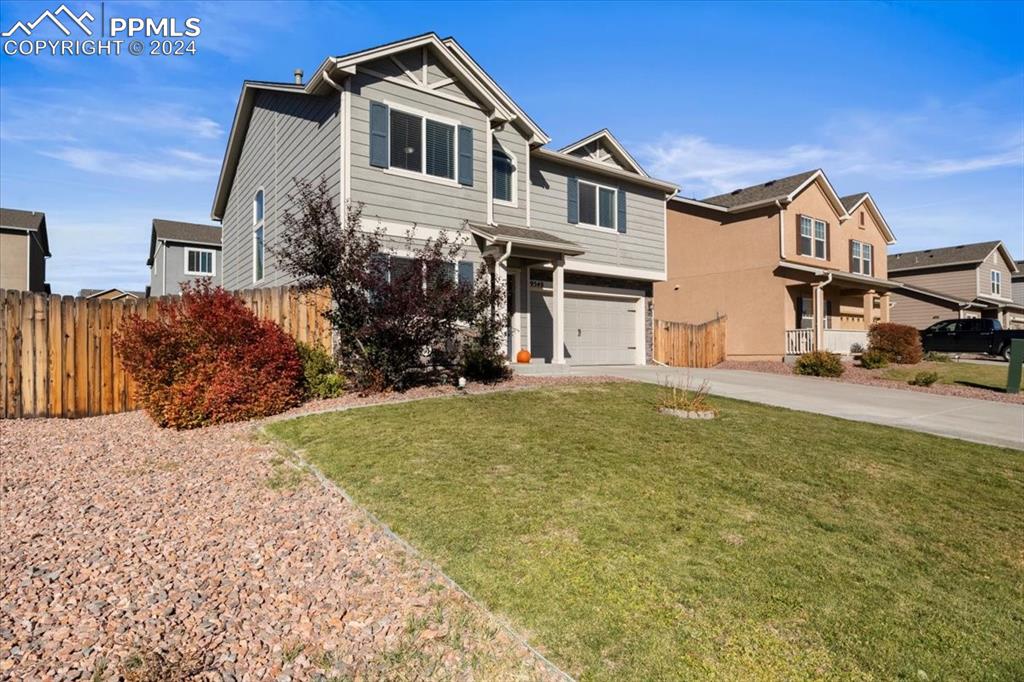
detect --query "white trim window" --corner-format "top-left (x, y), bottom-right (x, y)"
top-left (991, 270), bottom-right (1001, 296)
top-left (388, 104), bottom-right (457, 181)
top-left (492, 147), bottom-right (517, 205)
top-left (799, 216), bottom-right (828, 259)
top-left (253, 188), bottom-right (265, 282)
top-left (578, 180), bottom-right (617, 230)
top-left (185, 248), bottom-right (215, 276)
top-left (851, 240), bottom-right (873, 276)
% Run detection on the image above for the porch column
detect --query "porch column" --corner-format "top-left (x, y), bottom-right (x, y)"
top-left (552, 257), bottom-right (565, 364)
top-left (862, 290), bottom-right (876, 330)
top-left (880, 293), bottom-right (890, 323)
top-left (813, 284), bottom-right (824, 351)
top-left (494, 254), bottom-right (510, 358)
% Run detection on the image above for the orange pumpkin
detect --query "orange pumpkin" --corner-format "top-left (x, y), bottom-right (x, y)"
top-left (516, 349), bottom-right (532, 364)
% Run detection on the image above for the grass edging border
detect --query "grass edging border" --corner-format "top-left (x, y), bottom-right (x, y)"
top-left (257, 390), bottom-right (578, 682)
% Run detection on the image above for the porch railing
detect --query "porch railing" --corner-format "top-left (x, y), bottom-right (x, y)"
top-left (785, 328), bottom-right (868, 355)
top-left (785, 329), bottom-right (814, 354)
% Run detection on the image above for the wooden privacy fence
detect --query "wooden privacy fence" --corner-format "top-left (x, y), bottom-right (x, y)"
top-left (0, 287), bottom-right (332, 420)
top-left (652, 316), bottom-right (727, 368)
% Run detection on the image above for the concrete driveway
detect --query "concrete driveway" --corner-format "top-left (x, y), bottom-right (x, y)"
top-left (516, 364), bottom-right (1024, 450)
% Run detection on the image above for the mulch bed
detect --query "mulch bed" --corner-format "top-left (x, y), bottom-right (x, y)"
top-left (0, 377), bottom-right (602, 681)
top-left (717, 360), bottom-right (1024, 404)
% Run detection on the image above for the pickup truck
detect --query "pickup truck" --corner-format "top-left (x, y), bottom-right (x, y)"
top-left (919, 318), bottom-right (1024, 360)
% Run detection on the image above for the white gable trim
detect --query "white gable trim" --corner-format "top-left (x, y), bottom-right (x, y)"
top-left (842, 193), bottom-right (896, 244)
top-left (558, 129), bottom-right (649, 177)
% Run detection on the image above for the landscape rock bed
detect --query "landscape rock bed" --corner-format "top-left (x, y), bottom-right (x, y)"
top-left (0, 377), bottom-right (600, 680)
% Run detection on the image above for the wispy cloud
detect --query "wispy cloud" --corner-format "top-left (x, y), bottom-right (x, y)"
top-left (641, 96), bottom-right (1023, 197)
top-left (41, 147), bottom-right (220, 181)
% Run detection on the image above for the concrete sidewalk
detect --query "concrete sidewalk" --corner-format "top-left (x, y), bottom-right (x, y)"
top-left (515, 364), bottom-right (1024, 450)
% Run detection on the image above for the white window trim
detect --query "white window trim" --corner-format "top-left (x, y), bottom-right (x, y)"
top-left (851, 240), bottom-right (872, 275)
top-left (576, 179), bottom-right (618, 231)
top-left (492, 145), bottom-right (518, 208)
top-left (252, 187), bottom-right (266, 284)
top-left (184, 247), bottom-right (217, 276)
top-left (992, 270), bottom-right (1001, 296)
top-left (381, 99), bottom-right (461, 187)
top-left (799, 216), bottom-right (828, 260)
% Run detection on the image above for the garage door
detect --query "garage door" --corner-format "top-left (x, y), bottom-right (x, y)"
top-left (530, 291), bottom-right (640, 365)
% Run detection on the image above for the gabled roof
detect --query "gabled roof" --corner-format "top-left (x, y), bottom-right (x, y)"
top-left (558, 129), bottom-right (649, 177)
top-left (79, 288), bottom-right (145, 300)
top-left (888, 240), bottom-right (1017, 273)
top-left (0, 207), bottom-right (50, 256)
top-left (839, 192), bottom-right (896, 244)
top-left (700, 169), bottom-right (820, 209)
top-left (148, 219), bottom-right (221, 266)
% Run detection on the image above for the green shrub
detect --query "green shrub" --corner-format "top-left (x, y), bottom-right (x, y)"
top-left (923, 351), bottom-right (951, 362)
top-left (794, 351), bottom-right (845, 377)
top-left (860, 349), bottom-right (890, 369)
top-left (867, 323), bottom-right (923, 364)
top-left (460, 339), bottom-right (512, 384)
top-left (296, 342), bottom-right (345, 399)
top-left (850, 342), bottom-right (865, 355)
top-left (909, 371), bottom-right (939, 387)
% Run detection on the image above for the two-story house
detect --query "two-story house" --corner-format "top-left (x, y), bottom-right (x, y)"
top-left (1013, 260), bottom-right (1024, 310)
top-left (0, 208), bottom-right (51, 293)
top-left (210, 33), bottom-right (678, 365)
top-left (886, 241), bottom-right (1024, 329)
top-left (146, 219), bottom-right (222, 297)
top-left (653, 169), bottom-right (898, 360)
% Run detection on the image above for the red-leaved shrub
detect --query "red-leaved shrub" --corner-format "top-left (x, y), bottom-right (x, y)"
top-left (115, 282), bottom-right (303, 428)
top-left (867, 322), bottom-right (923, 365)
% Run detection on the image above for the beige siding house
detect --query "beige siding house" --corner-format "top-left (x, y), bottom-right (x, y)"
top-left (653, 169), bottom-right (898, 360)
top-left (887, 241), bottom-right (1024, 329)
top-left (0, 208), bottom-right (50, 293)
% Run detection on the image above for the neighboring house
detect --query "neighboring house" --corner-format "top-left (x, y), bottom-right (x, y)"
top-left (1013, 260), bottom-right (1024, 309)
top-left (211, 33), bottom-right (678, 365)
top-left (147, 219), bottom-right (222, 297)
top-left (654, 169), bottom-right (899, 360)
top-left (0, 207), bottom-right (51, 293)
top-left (887, 241), bottom-right (1024, 329)
top-left (79, 288), bottom-right (145, 301)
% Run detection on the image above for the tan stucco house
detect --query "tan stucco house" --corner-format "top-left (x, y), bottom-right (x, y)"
top-left (654, 169), bottom-right (898, 360)
top-left (0, 208), bottom-right (50, 293)
top-left (887, 241), bottom-right (1024, 329)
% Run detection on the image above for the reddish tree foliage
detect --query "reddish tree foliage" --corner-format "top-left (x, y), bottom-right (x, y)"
top-left (115, 282), bottom-right (303, 428)
top-left (868, 322), bottom-right (924, 365)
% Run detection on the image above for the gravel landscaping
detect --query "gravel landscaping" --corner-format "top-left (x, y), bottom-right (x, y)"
top-left (0, 377), bottom-right (597, 681)
top-left (718, 360), bottom-right (1024, 404)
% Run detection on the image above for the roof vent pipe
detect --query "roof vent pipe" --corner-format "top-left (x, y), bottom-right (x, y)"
top-left (294, 68), bottom-right (303, 85)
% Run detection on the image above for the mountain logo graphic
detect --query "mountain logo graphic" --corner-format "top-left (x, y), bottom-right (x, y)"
top-left (2, 4), bottom-right (95, 37)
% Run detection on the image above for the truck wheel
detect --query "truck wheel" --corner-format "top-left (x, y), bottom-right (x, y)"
top-left (1001, 345), bottom-right (1012, 362)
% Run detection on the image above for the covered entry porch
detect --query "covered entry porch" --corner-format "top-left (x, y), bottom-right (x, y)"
top-left (780, 264), bottom-right (899, 355)
top-left (471, 223), bottom-right (647, 366)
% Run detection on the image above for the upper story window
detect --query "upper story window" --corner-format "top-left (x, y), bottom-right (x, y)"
top-left (253, 188), bottom-right (265, 282)
top-left (992, 270), bottom-right (1002, 296)
top-left (185, 248), bottom-right (215, 276)
top-left (389, 107), bottom-right (455, 180)
top-left (492, 149), bottom-right (516, 204)
top-left (578, 180), bottom-right (617, 230)
top-left (798, 215), bottom-right (827, 259)
top-left (851, 240), bottom-right (873, 276)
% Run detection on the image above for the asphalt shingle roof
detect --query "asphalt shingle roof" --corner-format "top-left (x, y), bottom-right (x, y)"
top-left (840, 193), bottom-right (868, 212)
top-left (887, 241), bottom-right (1002, 272)
top-left (1, 207), bottom-right (50, 256)
top-left (700, 169), bottom-right (819, 208)
top-left (469, 223), bottom-right (584, 255)
top-left (152, 219), bottom-right (222, 246)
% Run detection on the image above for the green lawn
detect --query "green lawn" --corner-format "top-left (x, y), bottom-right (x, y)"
top-left (881, 360), bottom-right (1009, 391)
top-left (267, 383), bottom-right (1023, 681)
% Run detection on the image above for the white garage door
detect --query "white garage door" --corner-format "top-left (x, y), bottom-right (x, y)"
top-left (530, 291), bottom-right (640, 365)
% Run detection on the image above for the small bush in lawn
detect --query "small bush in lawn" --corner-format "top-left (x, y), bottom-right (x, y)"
top-left (850, 342), bottom-right (865, 355)
top-left (860, 349), bottom-right (890, 369)
top-left (658, 377), bottom-right (718, 416)
top-left (909, 371), bottom-right (939, 387)
top-left (923, 351), bottom-right (951, 362)
top-left (296, 342), bottom-right (345, 399)
top-left (867, 322), bottom-right (923, 364)
top-left (115, 282), bottom-right (303, 428)
top-left (794, 351), bottom-right (845, 377)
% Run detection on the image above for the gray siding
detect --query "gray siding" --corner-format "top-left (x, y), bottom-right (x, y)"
top-left (221, 90), bottom-right (341, 290)
top-left (348, 57), bottom-right (489, 231)
top-left (530, 156), bottom-right (665, 273)
top-left (149, 242), bottom-right (222, 296)
top-left (889, 266), bottom-right (978, 301)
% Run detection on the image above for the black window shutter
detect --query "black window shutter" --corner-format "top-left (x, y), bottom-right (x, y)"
top-left (567, 176), bottom-right (579, 224)
top-left (458, 260), bottom-right (474, 286)
top-left (369, 101), bottom-right (389, 168)
top-left (457, 126), bottom-right (473, 186)
top-left (617, 187), bottom-right (627, 233)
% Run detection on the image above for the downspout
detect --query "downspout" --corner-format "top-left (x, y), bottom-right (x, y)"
top-left (776, 199), bottom-right (787, 259)
top-left (161, 239), bottom-right (167, 296)
top-left (321, 69), bottom-right (346, 223)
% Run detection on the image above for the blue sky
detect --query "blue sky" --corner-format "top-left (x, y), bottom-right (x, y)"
top-left (1, 0), bottom-right (1022, 294)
